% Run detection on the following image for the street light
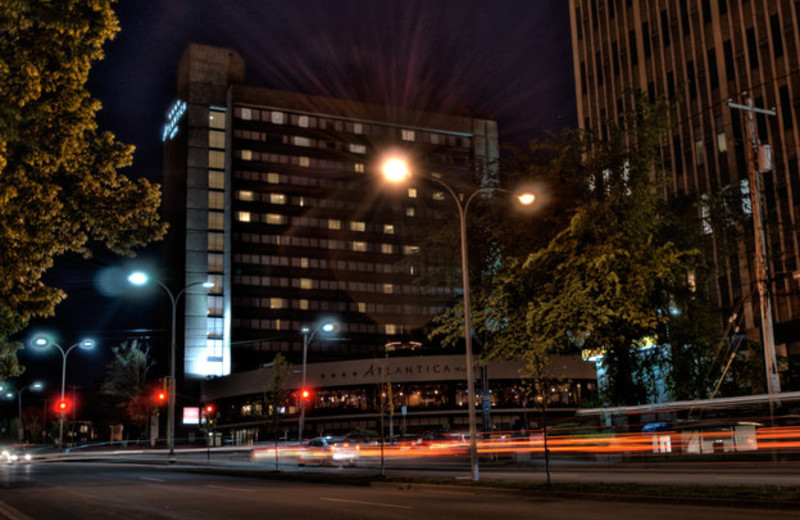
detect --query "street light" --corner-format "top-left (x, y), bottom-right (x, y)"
top-left (381, 156), bottom-right (533, 481)
top-left (298, 321), bottom-right (337, 441)
top-left (3, 382), bottom-right (44, 442)
top-left (32, 337), bottom-right (94, 448)
top-left (127, 271), bottom-right (214, 462)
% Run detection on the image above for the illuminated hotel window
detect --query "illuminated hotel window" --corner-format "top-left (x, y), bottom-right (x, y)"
top-left (406, 207), bottom-right (415, 217)
top-left (299, 299), bottom-right (309, 310)
top-left (401, 129), bottom-right (415, 141)
top-left (207, 274), bottom-right (223, 293)
top-left (350, 221), bottom-right (365, 232)
top-left (271, 111), bottom-right (285, 124)
top-left (358, 302), bottom-right (367, 313)
top-left (241, 150), bottom-right (252, 161)
top-left (209, 170), bottom-right (224, 189)
top-left (354, 122), bottom-right (363, 134)
top-left (236, 211), bottom-right (251, 222)
top-left (354, 163), bottom-right (364, 173)
top-left (267, 172), bottom-right (280, 184)
top-left (208, 191), bottom-right (224, 209)
top-left (432, 191), bottom-right (446, 201)
top-left (209, 150), bottom-right (225, 169)
top-left (695, 140), bottom-right (705, 165)
top-left (208, 253), bottom-right (223, 272)
top-left (407, 188), bottom-right (417, 198)
top-left (209, 130), bottom-right (225, 149)
top-left (237, 190), bottom-right (254, 201)
top-left (383, 224), bottom-right (394, 234)
top-left (266, 214), bottom-right (285, 225)
top-left (300, 257), bottom-right (309, 268)
top-left (381, 244), bottom-right (393, 254)
top-left (383, 283), bottom-right (394, 294)
top-left (208, 317), bottom-right (223, 336)
top-left (269, 193), bottom-right (286, 204)
top-left (298, 115), bottom-right (310, 128)
top-left (299, 156), bottom-right (310, 167)
top-left (297, 278), bottom-right (312, 290)
top-left (269, 298), bottom-right (286, 309)
top-left (352, 241), bottom-right (367, 252)
top-left (208, 212), bottom-right (224, 229)
top-left (209, 111), bottom-right (225, 129)
top-left (208, 232), bottom-right (223, 251)
top-left (328, 219), bottom-right (342, 230)
top-left (717, 131), bottom-right (727, 153)
top-left (208, 296), bottom-right (223, 315)
top-left (293, 136), bottom-right (311, 147)
top-left (385, 324), bottom-right (397, 334)
top-left (349, 143), bottom-right (367, 154)
top-left (403, 245), bottom-right (420, 255)
top-left (430, 133), bottom-right (441, 145)
top-left (241, 107), bottom-right (253, 120)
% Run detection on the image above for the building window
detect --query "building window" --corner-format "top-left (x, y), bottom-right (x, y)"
top-left (240, 150), bottom-right (252, 161)
top-left (208, 296), bottom-right (223, 315)
top-left (208, 253), bottom-right (224, 272)
top-left (350, 221), bottom-right (365, 232)
top-left (299, 299), bottom-right (309, 310)
top-left (354, 163), bottom-right (365, 173)
top-left (269, 193), bottom-right (286, 204)
top-left (381, 244), bottom-right (393, 254)
top-left (403, 245), bottom-right (420, 255)
top-left (293, 136), bottom-right (312, 147)
top-left (236, 211), bottom-right (251, 222)
top-left (383, 224), bottom-right (395, 234)
top-left (406, 207), bottom-right (415, 217)
top-left (717, 131), bottom-right (727, 154)
top-left (208, 191), bottom-right (224, 210)
top-left (267, 172), bottom-right (280, 184)
top-left (357, 302), bottom-right (366, 313)
top-left (299, 156), bottom-right (310, 167)
top-left (298, 115), bottom-right (310, 128)
top-left (271, 111), bottom-right (285, 124)
top-left (401, 129), bottom-right (415, 141)
top-left (269, 298), bottom-right (285, 309)
top-left (349, 143), bottom-right (367, 154)
top-left (328, 219), bottom-right (342, 230)
top-left (209, 130), bottom-right (225, 149)
top-left (207, 317), bottom-right (224, 336)
top-left (208, 232), bottom-right (223, 251)
top-left (300, 278), bottom-right (313, 290)
top-left (241, 107), bottom-right (253, 120)
top-left (209, 170), bottom-right (224, 189)
top-left (209, 150), bottom-right (225, 169)
top-left (209, 212), bottom-right (224, 229)
top-left (407, 188), bottom-right (417, 198)
top-left (432, 191), bottom-right (445, 201)
top-left (385, 324), bottom-right (397, 334)
top-left (209, 111), bottom-right (225, 129)
top-left (352, 241), bottom-right (367, 252)
top-left (353, 122), bottom-right (363, 134)
top-left (266, 213), bottom-right (285, 225)
top-left (383, 283), bottom-right (394, 294)
top-left (237, 190), bottom-right (254, 201)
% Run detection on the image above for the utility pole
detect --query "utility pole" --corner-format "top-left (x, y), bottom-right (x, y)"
top-left (727, 96), bottom-right (781, 412)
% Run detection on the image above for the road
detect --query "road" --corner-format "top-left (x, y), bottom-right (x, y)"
top-left (0, 462), bottom-right (797, 520)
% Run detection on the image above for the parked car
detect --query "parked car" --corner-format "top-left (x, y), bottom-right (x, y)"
top-left (297, 436), bottom-right (359, 467)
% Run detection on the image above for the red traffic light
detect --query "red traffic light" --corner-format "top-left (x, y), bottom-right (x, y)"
top-left (300, 388), bottom-right (311, 400)
top-left (54, 399), bottom-right (71, 413)
top-left (204, 404), bottom-right (216, 415)
top-left (156, 391), bottom-right (167, 403)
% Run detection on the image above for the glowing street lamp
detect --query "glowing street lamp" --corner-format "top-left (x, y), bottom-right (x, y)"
top-left (298, 321), bottom-right (337, 441)
top-left (381, 156), bottom-right (533, 481)
top-left (4, 381), bottom-right (44, 442)
top-left (32, 336), bottom-right (94, 448)
top-left (127, 271), bottom-right (214, 462)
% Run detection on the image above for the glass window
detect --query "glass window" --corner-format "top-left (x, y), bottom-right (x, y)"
top-left (209, 170), bottom-right (224, 189)
top-left (269, 298), bottom-right (285, 309)
top-left (241, 107), bottom-right (253, 120)
top-left (401, 129), bottom-right (415, 141)
top-left (207, 317), bottom-right (224, 336)
top-left (209, 111), bottom-right (226, 129)
top-left (381, 244), bottom-right (393, 254)
top-left (403, 245), bottom-right (420, 255)
top-left (352, 241), bottom-right (367, 252)
top-left (299, 156), bottom-right (310, 167)
top-left (695, 140), bottom-right (705, 165)
top-left (357, 302), bottom-right (367, 313)
top-left (240, 150), bottom-right (252, 161)
top-left (298, 115), bottom-right (310, 128)
top-left (300, 278), bottom-right (313, 289)
top-left (208, 191), bottom-right (224, 209)
top-left (207, 274), bottom-right (223, 294)
top-left (293, 136), bottom-right (312, 147)
top-left (236, 211), bottom-right (251, 222)
top-left (208, 212), bottom-right (224, 229)
top-left (353, 122), bottom-right (363, 134)
top-left (383, 224), bottom-right (394, 234)
top-left (299, 299), bottom-right (309, 310)
top-left (354, 163), bottom-right (364, 173)
top-left (237, 190), bottom-right (254, 201)
top-left (328, 219), bottom-right (342, 230)
top-left (271, 111), bottom-right (285, 124)
top-left (350, 221), bottom-right (365, 232)
top-left (382, 283), bottom-right (394, 294)
top-left (266, 214), bottom-right (285, 224)
top-left (717, 132), bottom-right (727, 154)
top-left (269, 193), bottom-right (286, 204)
top-left (208, 232), bottom-right (224, 251)
top-left (406, 207), bottom-right (415, 217)
top-left (349, 143), bottom-right (367, 154)
top-left (432, 191), bottom-right (445, 201)
top-left (208, 295), bottom-right (223, 315)
top-left (267, 172), bottom-right (280, 184)
top-left (385, 324), bottom-right (397, 334)
top-left (407, 188), bottom-right (417, 198)
top-left (209, 130), bottom-right (225, 149)
top-left (208, 253), bottom-right (224, 272)
top-left (209, 150), bottom-right (225, 169)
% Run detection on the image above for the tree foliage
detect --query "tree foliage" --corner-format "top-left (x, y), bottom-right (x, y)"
top-left (99, 340), bottom-right (155, 435)
top-left (0, 0), bottom-right (168, 377)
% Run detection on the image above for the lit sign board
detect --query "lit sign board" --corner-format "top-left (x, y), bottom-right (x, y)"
top-left (182, 406), bottom-right (200, 425)
top-left (162, 100), bottom-right (187, 141)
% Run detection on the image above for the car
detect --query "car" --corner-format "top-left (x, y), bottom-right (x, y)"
top-left (297, 436), bottom-right (359, 467)
top-left (0, 447), bottom-right (33, 465)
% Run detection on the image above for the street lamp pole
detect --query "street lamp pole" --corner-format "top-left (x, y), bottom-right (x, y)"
top-left (33, 338), bottom-right (94, 448)
top-left (128, 272), bottom-right (213, 462)
top-left (298, 322), bottom-right (336, 441)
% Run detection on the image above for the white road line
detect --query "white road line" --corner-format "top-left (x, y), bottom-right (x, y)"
top-left (320, 497), bottom-right (411, 510)
top-left (207, 485), bottom-right (257, 493)
top-left (140, 477), bottom-right (166, 482)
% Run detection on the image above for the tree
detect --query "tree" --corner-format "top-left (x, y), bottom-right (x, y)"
top-left (99, 340), bottom-right (155, 437)
top-left (0, 0), bottom-right (168, 378)
top-left (263, 353), bottom-right (291, 469)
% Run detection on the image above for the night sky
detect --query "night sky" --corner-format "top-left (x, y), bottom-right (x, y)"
top-left (14, 0), bottom-right (577, 402)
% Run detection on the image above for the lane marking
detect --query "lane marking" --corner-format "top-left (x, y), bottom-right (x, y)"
top-left (207, 485), bottom-right (257, 493)
top-left (140, 477), bottom-right (165, 482)
top-left (320, 497), bottom-right (411, 510)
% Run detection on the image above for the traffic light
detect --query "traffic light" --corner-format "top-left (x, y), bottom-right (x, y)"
top-left (154, 378), bottom-right (168, 404)
top-left (300, 388), bottom-right (311, 400)
top-left (204, 403), bottom-right (216, 415)
top-left (54, 398), bottom-right (71, 414)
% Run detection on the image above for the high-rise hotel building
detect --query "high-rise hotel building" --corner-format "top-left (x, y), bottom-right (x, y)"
top-left (162, 44), bottom-right (500, 380)
top-left (569, 1), bottom-right (800, 380)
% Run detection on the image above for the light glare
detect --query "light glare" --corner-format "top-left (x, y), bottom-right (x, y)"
top-left (382, 158), bottom-right (411, 183)
top-left (128, 271), bottom-right (149, 286)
